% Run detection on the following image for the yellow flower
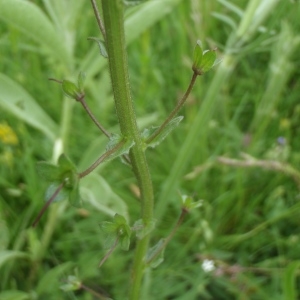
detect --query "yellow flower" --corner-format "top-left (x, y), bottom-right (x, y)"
top-left (0, 123), bottom-right (18, 145)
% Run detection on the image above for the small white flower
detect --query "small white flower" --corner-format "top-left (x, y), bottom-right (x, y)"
top-left (201, 259), bottom-right (215, 272)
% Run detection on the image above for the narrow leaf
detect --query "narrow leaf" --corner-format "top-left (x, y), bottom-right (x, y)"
top-left (77, 72), bottom-right (86, 92)
top-left (201, 50), bottom-right (217, 73)
top-left (0, 290), bottom-right (30, 300)
top-left (58, 154), bottom-right (77, 172)
top-left (134, 219), bottom-right (156, 239)
top-left (88, 37), bottom-right (108, 58)
top-left (62, 80), bottom-right (80, 100)
top-left (283, 261), bottom-right (300, 300)
top-left (146, 239), bottom-right (165, 268)
top-left (0, 250), bottom-right (29, 268)
top-left (45, 182), bottom-right (68, 202)
top-left (0, 73), bottom-right (58, 141)
top-left (142, 116), bottom-right (184, 149)
top-left (105, 135), bottom-right (135, 163)
top-left (68, 182), bottom-right (81, 207)
top-left (192, 40), bottom-right (203, 72)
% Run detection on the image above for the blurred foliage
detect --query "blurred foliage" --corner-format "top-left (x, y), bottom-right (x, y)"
top-left (0, 0), bottom-right (300, 299)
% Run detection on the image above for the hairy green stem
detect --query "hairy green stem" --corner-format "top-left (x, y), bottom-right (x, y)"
top-left (100, 1), bottom-right (154, 299)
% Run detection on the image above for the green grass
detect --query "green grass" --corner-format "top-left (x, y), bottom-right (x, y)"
top-left (1, 0), bottom-right (300, 299)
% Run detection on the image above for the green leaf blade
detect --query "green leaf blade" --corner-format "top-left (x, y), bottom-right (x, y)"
top-left (143, 116), bottom-right (184, 149)
top-left (0, 73), bottom-right (58, 141)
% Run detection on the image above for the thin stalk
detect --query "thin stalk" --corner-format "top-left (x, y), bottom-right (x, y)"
top-left (90, 0), bottom-right (106, 38)
top-left (100, 1), bottom-right (154, 299)
top-left (78, 95), bottom-right (111, 138)
top-left (99, 237), bottom-right (119, 267)
top-left (81, 283), bottom-right (112, 300)
top-left (146, 72), bottom-right (198, 144)
top-left (146, 208), bottom-right (188, 265)
top-left (78, 139), bottom-right (125, 178)
top-left (32, 182), bottom-right (64, 227)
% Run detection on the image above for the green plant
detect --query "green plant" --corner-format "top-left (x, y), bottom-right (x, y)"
top-left (1, 0), bottom-right (300, 299)
top-left (29, 1), bottom-right (217, 298)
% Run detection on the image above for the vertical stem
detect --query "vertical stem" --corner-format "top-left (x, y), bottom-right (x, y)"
top-left (100, 1), bottom-right (154, 299)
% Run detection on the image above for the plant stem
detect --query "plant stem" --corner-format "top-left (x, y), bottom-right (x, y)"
top-left (100, 1), bottom-right (154, 299)
top-left (32, 182), bottom-right (64, 227)
top-left (146, 208), bottom-right (187, 265)
top-left (146, 72), bottom-right (198, 144)
top-left (78, 139), bottom-right (125, 178)
top-left (78, 95), bottom-right (111, 138)
top-left (90, 0), bottom-right (106, 38)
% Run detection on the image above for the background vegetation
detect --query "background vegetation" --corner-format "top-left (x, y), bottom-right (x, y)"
top-left (0, 0), bottom-right (300, 299)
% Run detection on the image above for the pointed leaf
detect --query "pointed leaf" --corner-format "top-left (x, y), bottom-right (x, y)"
top-left (68, 182), bottom-right (81, 207)
top-left (0, 250), bottom-right (29, 268)
top-left (105, 134), bottom-right (135, 163)
top-left (142, 116), bottom-right (184, 149)
top-left (181, 195), bottom-right (204, 211)
top-left (88, 37), bottom-right (108, 58)
top-left (62, 80), bottom-right (81, 100)
top-left (60, 275), bottom-right (81, 292)
top-left (146, 239), bottom-right (165, 268)
top-left (114, 214), bottom-right (128, 226)
top-left (77, 72), bottom-right (86, 93)
top-left (45, 182), bottom-right (68, 202)
top-left (58, 154), bottom-right (77, 172)
top-left (201, 50), bottom-right (217, 73)
top-left (283, 261), bottom-right (300, 300)
top-left (114, 214), bottom-right (131, 250)
top-left (0, 73), bottom-right (58, 141)
top-left (192, 40), bottom-right (203, 72)
top-left (99, 221), bottom-right (118, 249)
top-left (36, 162), bottom-right (60, 182)
top-left (134, 219), bottom-right (156, 239)
top-left (0, 290), bottom-right (30, 300)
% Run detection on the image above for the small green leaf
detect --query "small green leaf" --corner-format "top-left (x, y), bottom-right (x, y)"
top-left (60, 275), bottom-right (81, 292)
top-left (283, 261), bottom-right (300, 300)
top-left (201, 50), bottom-right (217, 73)
top-left (142, 116), bottom-right (183, 149)
top-left (100, 219), bottom-right (120, 249)
top-left (45, 182), bottom-right (69, 202)
top-left (58, 154), bottom-right (77, 172)
top-left (134, 219), bottom-right (156, 239)
top-left (77, 72), bottom-right (86, 93)
top-left (61, 80), bottom-right (81, 100)
top-left (88, 37), bottom-right (108, 58)
top-left (0, 250), bottom-right (29, 268)
top-left (192, 40), bottom-right (218, 75)
top-left (114, 213), bottom-right (127, 226)
top-left (0, 290), bottom-right (30, 300)
top-left (181, 195), bottom-right (203, 211)
top-left (105, 134), bottom-right (135, 163)
top-left (100, 214), bottom-right (131, 250)
top-left (36, 162), bottom-right (60, 182)
top-left (69, 182), bottom-right (81, 207)
top-left (192, 40), bottom-right (203, 72)
top-left (146, 239), bottom-right (165, 268)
